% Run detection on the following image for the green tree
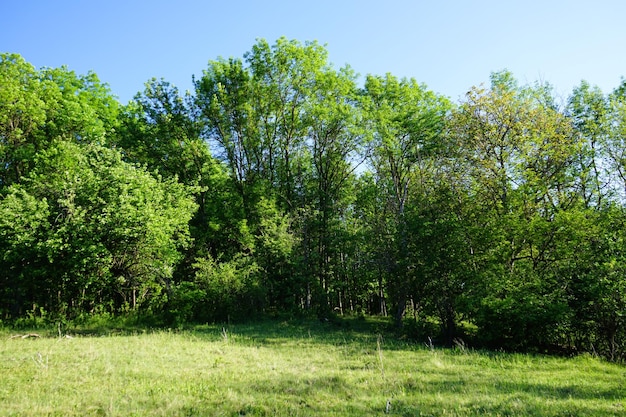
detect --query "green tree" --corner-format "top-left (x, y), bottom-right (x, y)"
top-left (0, 53), bottom-right (119, 188)
top-left (360, 73), bottom-right (451, 326)
top-left (0, 53), bottom-right (49, 186)
top-left (567, 81), bottom-right (609, 207)
top-left (195, 38), bottom-right (365, 314)
top-left (302, 64), bottom-right (364, 313)
top-left (450, 72), bottom-right (580, 349)
top-left (113, 78), bottom-right (249, 270)
top-left (605, 79), bottom-right (626, 198)
top-left (114, 79), bottom-right (206, 184)
top-left (0, 141), bottom-right (196, 318)
top-left (194, 55), bottom-right (261, 215)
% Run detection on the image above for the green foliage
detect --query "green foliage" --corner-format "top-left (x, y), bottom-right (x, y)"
top-left (0, 53), bottom-right (49, 186)
top-left (0, 53), bottom-right (119, 187)
top-left (359, 73), bottom-right (452, 326)
top-left (3, 46), bottom-right (626, 361)
top-left (189, 254), bottom-right (263, 322)
top-left (0, 141), bottom-right (196, 318)
top-left (114, 78), bottom-right (205, 185)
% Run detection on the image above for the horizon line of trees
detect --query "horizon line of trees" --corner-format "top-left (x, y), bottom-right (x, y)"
top-left (1, 38), bottom-right (626, 360)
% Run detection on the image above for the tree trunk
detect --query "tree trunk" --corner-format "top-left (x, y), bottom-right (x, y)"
top-left (395, 294), bottom-right (406, 328)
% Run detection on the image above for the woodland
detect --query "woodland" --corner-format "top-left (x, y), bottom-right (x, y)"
top-left (1, 38), bottom-right (626, 360)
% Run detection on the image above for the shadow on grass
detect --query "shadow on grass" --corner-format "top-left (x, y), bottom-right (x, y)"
top-left (186, 315), bottom-right (396, 347)
top-left (1, 313), bottom-right (399, 350)
top-left (497, 381), bottom-right (624, 402)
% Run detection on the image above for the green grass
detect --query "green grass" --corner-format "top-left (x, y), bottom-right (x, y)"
top-left (0, 317), bottom-right (624, 416)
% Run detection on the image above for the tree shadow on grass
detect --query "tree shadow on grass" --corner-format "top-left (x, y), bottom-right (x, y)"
top-left (395, 374), bottom-right (625, 416)
top-left (188, 315), bottom-right (407, 349)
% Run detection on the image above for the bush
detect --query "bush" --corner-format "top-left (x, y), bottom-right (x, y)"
top-left (170, 254), bottom-right (266, 323)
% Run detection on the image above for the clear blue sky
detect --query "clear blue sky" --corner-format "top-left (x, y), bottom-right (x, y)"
top-left (3, 0), bottom-right (625, 103)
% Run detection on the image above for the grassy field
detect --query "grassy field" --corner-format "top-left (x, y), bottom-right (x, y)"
top-left (0, 317), bottom-right (624, 416)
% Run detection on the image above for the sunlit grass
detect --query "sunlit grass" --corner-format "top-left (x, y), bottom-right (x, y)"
top-left (1, 318), bottom-right (624, 416)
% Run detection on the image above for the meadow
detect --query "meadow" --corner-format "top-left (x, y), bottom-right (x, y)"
top-left (0, 318), bottom-right (624, 416)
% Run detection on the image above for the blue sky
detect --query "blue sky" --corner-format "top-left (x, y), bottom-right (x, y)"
top-left (3, 1), bottom-right (625, 103)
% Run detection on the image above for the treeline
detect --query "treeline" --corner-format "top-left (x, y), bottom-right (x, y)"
top-left (1, 39), bottom-right (626, 359)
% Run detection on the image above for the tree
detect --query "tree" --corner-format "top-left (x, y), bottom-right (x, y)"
top-left (114, 79), bottom-right (206, 184)
top-left (301, 64), bottom-right (364, 312)
top-left (0, 53), bottom-right (119, 188)
top-left (566, 81), bottom-right (610, 207)
top-left (195, 38), bottom-right (365, 314)
top-left (605, 79), bottom-right (626, 199)
top-left (0, 141), bottom-right (196, 317)
top-left (360, 73), bottom-right (451, 326)
top-left (450, 72), bottom-right (581, 349)
top-left (194, 55), bottom-right (261, 216)
top-left (0, 53), bottom-right (48, 187)
top-left (113, 78), bottom-right (250, 273)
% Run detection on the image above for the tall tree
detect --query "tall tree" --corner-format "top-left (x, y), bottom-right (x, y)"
top-left (567, 81), bottom-right (610, 207)
top-left (360, 73), bottom-right (451, 326)
top-left (605, 79), bottom-right (626, 199)
top-left (301, 65), bottom-right (364, 311)
top-left (450, 72), bottom-right (580, 349)
top-left (194, 38), bottom-right (331, 214)
top-left (113, 79), bottom-right (245, 263)
top-left (195, 38), bottom-right (364, 313)
top-left (195, 57), bottom-right (259, 213)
